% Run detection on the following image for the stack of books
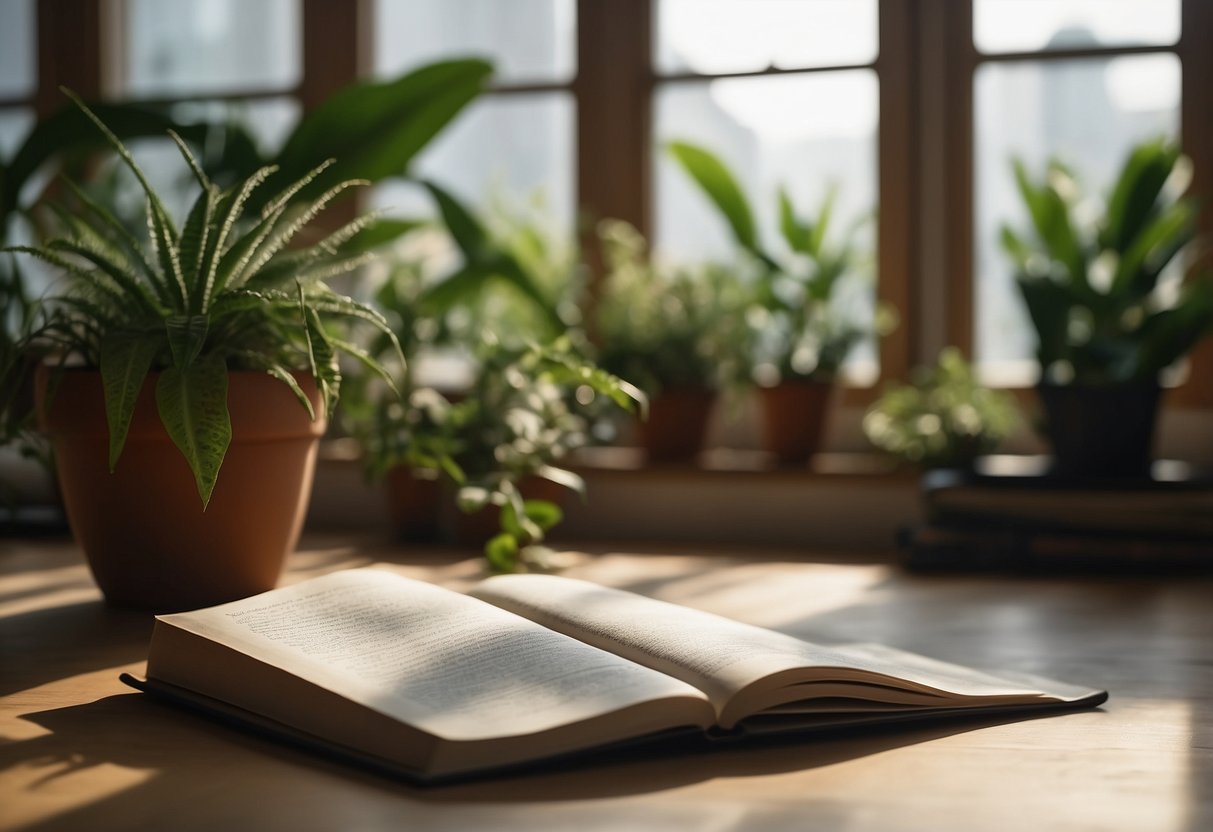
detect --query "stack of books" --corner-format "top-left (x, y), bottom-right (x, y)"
top-left (899, 456), bottom-right (1213, 573)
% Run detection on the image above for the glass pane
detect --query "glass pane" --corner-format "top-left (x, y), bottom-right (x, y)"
top-left (374, 0), bottom-right (575, 84)
top-left (973, 55), bottom-right (1181, 382)
top-left (374, 92), bottom-right (575, 230)
top-left (0, 108), bottom-right (34, 159)
top-left (0, 0), bottom-right (36, 98)
top-left (654, 71), bottom-right (879, 379)
top-left (123, 0), bottom-right (301, 96)
top-left (126, 97), bottom-right (301, 218)
top-left (655, 0), bottom-right (877, 75)
top-left (974, 0), bottom-right (1180, 54)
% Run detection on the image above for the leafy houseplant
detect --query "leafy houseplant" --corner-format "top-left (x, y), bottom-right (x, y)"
top-left (349, 191), bottom-right (643, 571)
top-left (864, 348), bottom-right (1019, 470)
top-left (594, 219), bottom-right (750, 462)
top-left (667, 141), bottom-right (879, 463)
top-left (359, 333), bottom-right (642, 572)
top-left (7, 93), bottom-right (400, 610)
top-left (1001, 138), bottom-right (1213, 476)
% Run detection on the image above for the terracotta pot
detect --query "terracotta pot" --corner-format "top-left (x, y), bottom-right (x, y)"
top-left (384, 465), bottom-right (443, 542)
top-left (757, 379), bottom-right (835, 465)
top-left (637, 386), bottom-right (718, 463)
top-left (37, 367), bottom-right (325, 611)
top-left (1036, 380), bottom-right (1162, 479)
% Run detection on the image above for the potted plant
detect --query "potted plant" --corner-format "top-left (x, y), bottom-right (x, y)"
top-left (863, 348), bottom-right (1019, 470)
top-left (5, 94), bottom-right (401, 611)
top-left (667, 141), bottom-right (881, 464)
top-left (594, 219), bottom-right (749, 462)
top-left (1001, 138), bottom-right (1213, 477)
top-left (357, 333), bottom-right (641, 571)
top-left (347, 186), bottom-right (643, 569)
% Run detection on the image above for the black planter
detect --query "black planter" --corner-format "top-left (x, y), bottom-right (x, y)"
top-left (1036, 381), bottom-right (1163, 478)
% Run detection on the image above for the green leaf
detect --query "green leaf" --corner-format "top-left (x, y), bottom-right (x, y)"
top-left (234, 178), bottom-right (368, 288)
top-left (808, 184), bottom-right (838, 257)
top-left (264, 365), bottom-right (316, 422)
top-left (778, 188), bottom-right (812, 254)
top-left (1015, 274), bottom-right (1073, 370)
top-left (260, 59), bottom-right (492, 209)
top-left (1110, 198), bottom-right (1194, 300)
top-left (42, 240), bottom-right (162, 317)
top-left (167, 129), bottom-right (212, 191)
top-left (58, 177), bottom-right (163, 296)
top-left (155, 352), bottom-right (231, 507)
top-left (299, 284), bottom-right (340, 417)
top-left (523, 498), bottom-right (563, 532)
top-left (417, 179), bottom-right (489, 258)
top-left (499, 493), bottom-right (543, 544)
top-left (1102, 138), bottom-right (1179, 253)
top-left (199, 166), bottom-right (278, 308)
top-left (165, 315), bottom-right (209, 369)
top-left (328, 336), bottom-right (399, 398)
top-left (484, 532), bottom-right (520, 573)
top-left (667, 140), bottom-right (761, 255)
top-left (1135, 278), bottom-right (1213, 377)
top-left (1012, 159), bottom-right (1087, 289)
top-left (99, 334), bottom-right (159, 471)
top-left (58, 90), bottom-right (186, 300)
top-left (178, 185), bottom-right (217, 306)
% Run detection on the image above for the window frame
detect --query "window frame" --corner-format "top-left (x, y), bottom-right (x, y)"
top-left (923, 0), bottom-right (1213, 408)
top-left (18, 0), bottom-right (1213, 448)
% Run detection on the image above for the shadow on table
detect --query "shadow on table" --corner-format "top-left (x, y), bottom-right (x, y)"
top-left (4, 690), bottom-right (1103, 830)
top-left (0, 601), bottom-right (153, 696)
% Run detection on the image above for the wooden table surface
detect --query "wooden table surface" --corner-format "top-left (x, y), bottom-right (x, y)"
top-left (2, 534), bottom-right (1211, 832)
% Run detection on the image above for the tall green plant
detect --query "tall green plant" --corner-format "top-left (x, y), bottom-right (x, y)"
top-left (5, 92), bottom-right (401, 506)
top-left (667, 140), bottom-right (877, 383)
top-left (1001, 138), bottom-right (1213, 385)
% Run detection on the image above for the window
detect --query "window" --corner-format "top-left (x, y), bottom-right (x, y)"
top-left (13, 0), bottom-right (1213, 454)
top-left (372, 0), bottom-right (577, 228)
top-left (113, 0), bottom-right (303, 170)
top-left (0, 0), bottom-right (36, 157)
top-left (652, 1), bottom-right (881, 380)
top-left (970, 0), bottom-right (1184, 386)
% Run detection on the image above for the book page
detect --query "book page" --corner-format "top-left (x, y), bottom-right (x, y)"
top-left (470, 575), bottom-right (1091, 727)
top-left (153, 569), bottom-right (712, 743)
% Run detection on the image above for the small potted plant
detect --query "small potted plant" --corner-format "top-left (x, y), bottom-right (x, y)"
top-left (667, 141), bottom-right (881, 464)
top-left (5, 94), bottom-right (401, 611)
top-left (1001, 138), bottom-right (1213, 477)
top-left (864, 348), bottom-right (1019, 470)
top-left (594, 219), bottom-right (749, 462)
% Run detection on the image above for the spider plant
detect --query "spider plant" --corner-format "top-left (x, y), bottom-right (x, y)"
top-left (4, 91), bottom-right (401, 506)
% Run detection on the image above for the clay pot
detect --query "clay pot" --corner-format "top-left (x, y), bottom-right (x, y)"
top-left (637, 386), bottom-right (718, 463)
top-left (384, 465), bottom-right (443, 542)
top-left (757, 379), bottom-right (835, 465)
top-left (37, 367), bottom-right (325, 611)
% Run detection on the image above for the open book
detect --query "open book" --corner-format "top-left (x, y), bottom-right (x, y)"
top-left (123, 568), bottom-right (1106, 782)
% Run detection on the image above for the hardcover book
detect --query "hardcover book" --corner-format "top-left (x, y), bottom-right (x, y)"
top-left (123, 568), bottom-right (1107, 782)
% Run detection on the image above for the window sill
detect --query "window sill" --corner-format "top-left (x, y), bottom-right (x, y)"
top-left (309, 441), bottom-right (924, 553)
